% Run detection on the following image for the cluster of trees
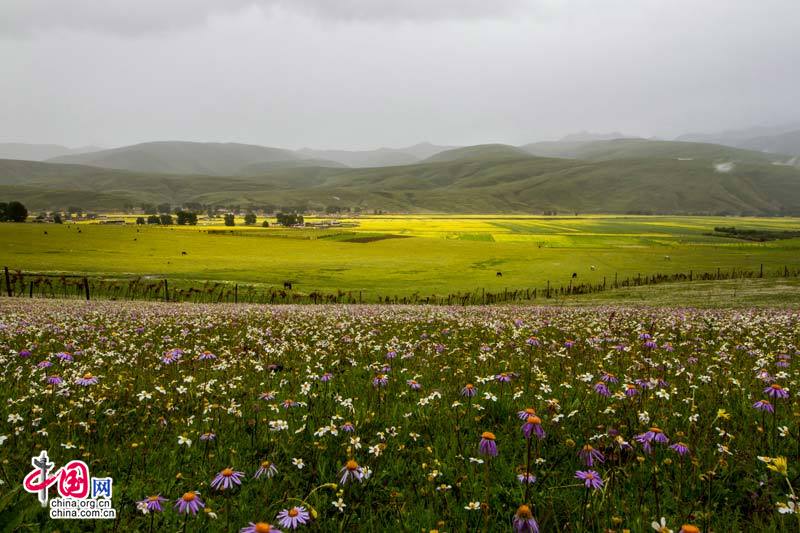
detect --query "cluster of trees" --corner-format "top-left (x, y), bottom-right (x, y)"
top-left (136, 211), bottom-right (198, 225)
top-left (223, 212), bottom-right (266, 227)
top-left (0, 201), bottom-right (28, 222)
top-left (276, 212), bottom-right (304, 226)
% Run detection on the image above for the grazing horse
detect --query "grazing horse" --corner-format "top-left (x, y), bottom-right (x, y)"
top-left (572, 272), bottom-right (578, 279)
top-left (496, 271), bottom-right (502, 277)
top-left (283, 282), bottom-right (293, 290)
top-left (181, 251), bottom-right (187, 255)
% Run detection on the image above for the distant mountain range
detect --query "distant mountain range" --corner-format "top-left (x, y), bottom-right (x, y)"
top-left (42, 141), bottom-right (458, 175)
top-left (0, 143), bottom-right (104, 162)
top-left (2, 136), bottom-right (799, 215)
top-left (677, 122), bottom-right (800, 159)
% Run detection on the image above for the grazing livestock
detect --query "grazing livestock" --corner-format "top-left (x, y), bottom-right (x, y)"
top-left (181, 251), bottom-right (187, 255)
top-left (572, 272), bottom-right (578, 279)
top-left (284, 282), bottom-right (293, 290)
top-left (496, 271), bottom-right (502, 277)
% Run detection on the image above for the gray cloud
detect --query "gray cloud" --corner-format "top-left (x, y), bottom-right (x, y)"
top-left (0, 0), bottom-right (535, 36)
top-left (1, 0), bottom-right (799, 149)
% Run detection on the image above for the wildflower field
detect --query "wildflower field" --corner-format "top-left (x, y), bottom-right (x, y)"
top-left (1, 299), bottom-right (800, 532)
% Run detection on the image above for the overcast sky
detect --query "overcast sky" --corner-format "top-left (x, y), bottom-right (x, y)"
top-left (1, 0), bottom-right (799, 150)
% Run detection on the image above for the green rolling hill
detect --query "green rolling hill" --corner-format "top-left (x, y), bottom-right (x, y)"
top-left (48, 141), bottom-right (304, 176)
top-left (1, 138), bottom-right (799, 215)
top-left (519, 138), bottom-right (789, 163)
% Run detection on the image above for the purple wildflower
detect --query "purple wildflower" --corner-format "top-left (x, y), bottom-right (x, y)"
top-left (578, 445), bottom-right (605, 467)
top-left (593, 382), bottom-right (611, 397)
top-left (753, 399), bottom-right (774, 413)
top-left (174, 492), bottom-right (204, 515)
top-left (138, 495), bottom-right (168, 512)
top-left (461, 384), bottom-right (477, 397)
top-left (339, 460), bottom-right (364, 484)
top-left (479, 432), bottom-right (498, 456)
top-left (669, 442), bottom-right (690, 456)
top-left (76, 373), bottom-right (98, 386)
top-left (240, 522), bottom-right (282, 533)
top-left (765, 383), bottom-right (789, 399)
top-left (634, 427), bottom-right (669, 453)
top-left (575, 470), bottom-right (604, 490)
top-left (254, 460), bottom-right (277, 479)
top-left (406, 379), bottom-right (421, 391)
top-left (276, 506), bottom-right (310, 529)
top-left (601, 372), bottom-right (618, 383)
top-left (513, 505), bottom-right (539, 533)
top-left (522, 416), bottom-right (545, 440)
top-left (46, 375), bottom-right (62, 385)
top-left (211, 468), bottom-right (245, 491)
top-left (517, 472), bottom-right (536, 484)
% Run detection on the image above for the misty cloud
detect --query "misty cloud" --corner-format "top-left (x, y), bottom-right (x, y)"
top-left (0, 0), bottom-right (535, 37)
top-left (1, 0), bottom-right (799, 149)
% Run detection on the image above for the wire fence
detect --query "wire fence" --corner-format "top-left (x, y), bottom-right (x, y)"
top-left (3, 264), bottom-right (799, 306)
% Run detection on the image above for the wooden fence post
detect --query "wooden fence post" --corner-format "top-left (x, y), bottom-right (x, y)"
top-left (234, 284), bottom-right (238, 304)
top-left (4, 267), bottom-right (11, 297)
top-left (83, 277), bottom-right (90, 301)
top-left (164, 279), bottom-right (169, 302)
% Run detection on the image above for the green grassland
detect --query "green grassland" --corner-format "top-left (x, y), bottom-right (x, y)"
top-left (3, 215), bottom-right (800, 302)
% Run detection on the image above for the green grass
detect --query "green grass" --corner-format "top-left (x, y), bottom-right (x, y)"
top-left (3, 215), bottom-right (800, 301)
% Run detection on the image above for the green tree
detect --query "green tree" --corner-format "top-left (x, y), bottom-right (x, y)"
top-left (5, 201), bottom-right (28, 222)
top-left (136, 217), bottom-right (146, 225)
top-left (176, 211), bottom-right (197, 225)
top-left (53, 214), bottom-right (63, 224)
top-left (244, 212), bottom-right (257, 225)
top-left (224, 213), bottom-right (235, 226)
top-left (147, 215), bottom-right (160, 224)
top-left (159, 214), bottom-right (173, 225)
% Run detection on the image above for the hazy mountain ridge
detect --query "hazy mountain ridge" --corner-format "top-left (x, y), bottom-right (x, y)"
top-left (676, 123), bottom-right (800, 159)
top-left (0, 143), bottom-right (104, 162)
top-left (3, 136), bottom-right (800, 215)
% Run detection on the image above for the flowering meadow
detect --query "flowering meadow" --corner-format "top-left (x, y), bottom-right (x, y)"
top-left (1, 300), bottom-right (800, 532)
